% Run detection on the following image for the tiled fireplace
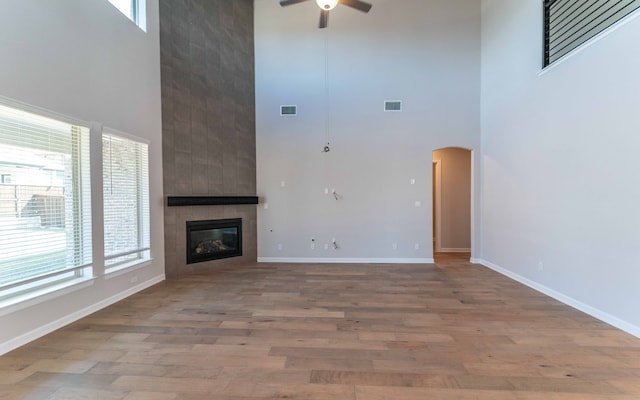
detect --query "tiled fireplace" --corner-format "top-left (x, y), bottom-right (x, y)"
top-left (159, 0), bottom-right (256, 279)
top-left (164, 197), bottom-right (258, 278)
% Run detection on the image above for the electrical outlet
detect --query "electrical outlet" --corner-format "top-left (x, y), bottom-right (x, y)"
top-left (538, 261), bottom-right (544, 271)
top-left (277, 244), bottom-right (283, 251)
top-left (410, 178), bottom-right (416, 185)
top-left (414, 243), bottom-right (420, 250)
top-left (264, 203), bottom-right (269, 210)
top-left (324, 188), bottom-right (329, 194)
top-left (414, 201), bottom-right (422, 208)
top-left (280, 181), bottom-right (286, 187)
top-left (324, 244), bottom-right (329, 250)
top-left (392, 243), bottom-right (398, 250)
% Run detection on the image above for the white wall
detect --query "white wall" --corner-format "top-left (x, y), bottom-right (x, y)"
top-left (0, 0), bottom-right (164, 353)
top-left (255, 0), bottom-right (481, 262)
top-left (481, 0), bottom-right (640, 335)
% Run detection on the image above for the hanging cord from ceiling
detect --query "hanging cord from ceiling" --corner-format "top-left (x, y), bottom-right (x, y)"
top-left (323, 31), bottom-right (331, 154)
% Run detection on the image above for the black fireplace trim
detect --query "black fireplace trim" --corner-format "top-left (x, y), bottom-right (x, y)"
top-left (186, 218), bottom-right (242, 264)
top-left (168, 196), bottom-right (259, 207)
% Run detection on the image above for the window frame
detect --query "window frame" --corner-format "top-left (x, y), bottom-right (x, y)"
top-left (107, 0), bottom-right (147, 31)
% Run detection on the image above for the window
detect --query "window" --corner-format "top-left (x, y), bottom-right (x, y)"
top-left (108, 0), bottom-right (138, 23)
top-left (107, 0), bottom-right (146, 30)
top-left (544, 0), bottom-right (640, 67)
top-left (0, 98), bottom-right (153, 305)
top-left (0, 103), bottom-right (92, 299)
top-left (102, 132), bottom-right (150, 271)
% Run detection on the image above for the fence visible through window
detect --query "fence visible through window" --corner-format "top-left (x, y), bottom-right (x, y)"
top-left (0, 102), bottom-right (91, 294)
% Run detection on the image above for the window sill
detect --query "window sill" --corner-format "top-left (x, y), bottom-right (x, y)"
top-left (104, 258), bottom-right (153, 280)
top-left (0, 276), bottom-right (96, 317)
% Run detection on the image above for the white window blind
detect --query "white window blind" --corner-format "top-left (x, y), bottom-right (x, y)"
top-left (544, 0), bottom-right (640, 66)
top-left (102, 132), bottom-right (150, 270)
top-left (0, 103), bottom-right (92, 297)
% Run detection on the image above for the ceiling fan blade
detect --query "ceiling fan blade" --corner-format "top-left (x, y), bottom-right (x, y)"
top-left (319, 9), bottom-right (329, 28)
top-left (280, 0), bottom-right (311, 7)
top-left (339, 0), bottom-right (372, 13)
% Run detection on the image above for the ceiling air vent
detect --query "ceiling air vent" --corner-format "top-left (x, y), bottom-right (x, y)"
top-left (280, 105), bottom-right (297, 116)
top-left (384, 101), bottom-right (402, 112)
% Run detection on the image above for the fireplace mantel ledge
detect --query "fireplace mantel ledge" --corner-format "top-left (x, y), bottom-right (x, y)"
top-left (167, 196), bottom-right (259, 207)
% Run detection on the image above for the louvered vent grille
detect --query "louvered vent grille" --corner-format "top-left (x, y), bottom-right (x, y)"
top-left (280, 105), bottom-right (297, 116)
top-left (384, 101), bottom-right (402, 112)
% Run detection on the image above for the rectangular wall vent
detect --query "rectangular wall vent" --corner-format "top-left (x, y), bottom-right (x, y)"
top-left (280, 105), bottom-right (297, 116)
top-left (384, 101), bottom-right (402, 112)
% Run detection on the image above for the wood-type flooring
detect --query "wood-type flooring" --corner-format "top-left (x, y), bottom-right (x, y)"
top-left (1, 254), bottom-right (640, 399)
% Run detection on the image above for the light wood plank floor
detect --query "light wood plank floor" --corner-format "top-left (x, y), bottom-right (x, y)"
top-left (2, 254), bottom-right (640, 399)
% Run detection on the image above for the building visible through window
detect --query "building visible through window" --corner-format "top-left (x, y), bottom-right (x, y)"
top-left (102, 132), bottom-right (150, 271)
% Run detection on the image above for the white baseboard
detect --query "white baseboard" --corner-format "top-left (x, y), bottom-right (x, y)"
top-left (469, 258), bottom-right (482, 264)
top-left (478, 259), bottom-right (640, 338)
top-left (0, 274), bottom-right (165, 356)
top-left (438, 248), bottom-right (472, 253)
top-left (258, 257), bottom-right (435, 264)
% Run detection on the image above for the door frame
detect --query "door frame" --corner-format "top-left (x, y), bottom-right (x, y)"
top-left (432, 159), bottom-right (442, 253)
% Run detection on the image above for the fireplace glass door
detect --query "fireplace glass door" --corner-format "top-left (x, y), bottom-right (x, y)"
top-left (186, 218), bottom-right (242, 264)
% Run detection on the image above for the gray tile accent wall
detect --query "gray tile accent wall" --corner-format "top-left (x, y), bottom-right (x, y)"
top-left (160, 0), bottom-right (256, 278)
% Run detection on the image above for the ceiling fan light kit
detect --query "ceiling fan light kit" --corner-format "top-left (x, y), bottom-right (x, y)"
top-left (316, 0), bottom-right (339, 10)
top-left (280, 0), bottom-right (372, 29)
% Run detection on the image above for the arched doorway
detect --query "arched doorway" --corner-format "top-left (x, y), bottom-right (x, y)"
top-left (432, 147), bottom-right (472, 262)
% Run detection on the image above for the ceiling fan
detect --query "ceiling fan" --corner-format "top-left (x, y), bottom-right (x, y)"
top-left (280, 0), bottom-right (372, 29)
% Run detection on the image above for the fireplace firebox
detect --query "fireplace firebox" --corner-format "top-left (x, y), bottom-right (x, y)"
top-left (186, 218), bottom-right (242, 264)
